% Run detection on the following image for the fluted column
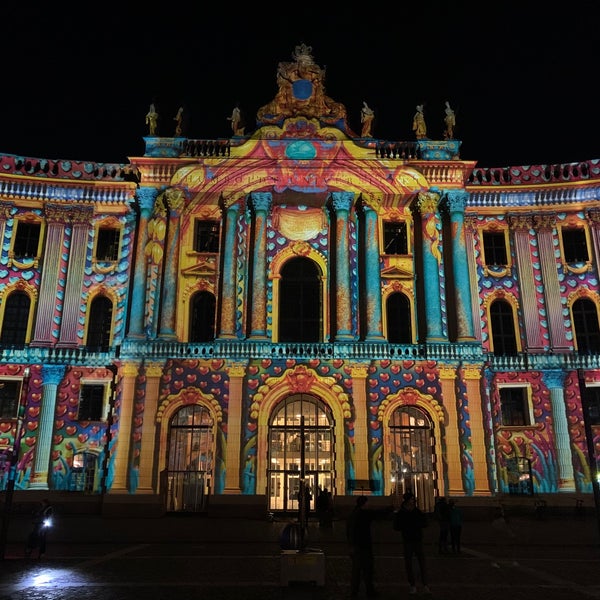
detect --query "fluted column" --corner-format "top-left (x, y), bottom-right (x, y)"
top-left (57, 206), bottom-right (94, 347)
top-left (111, 362), bottom-right (138, 491)
top-left (416, 192), bottom-right (445, 341)
top-left (30, 206), bottom-right (69, 346)
top-left (542, 370), bottom-right (575, 490)
top-left (249, 192), bottom-right (271, 339)
top-left (137, 363), bottom-right (162, 492)
top-left (128, 188), bottom-right (158, 339)
top-left (362, 202), bottom-right (384, 340)
top-left (464, 217), bottom-right (483, 342)
top-left (588, 209), bottom-right (600, 269)
top-left (158, 188), bottom-right (185, 340)
top-left (444, 191), bottom-right (475, 340)
top-left (439, 366), bottom-right (463, 495)
top-left (332, 192), bottom-right (355, 341)
top-left (218, 200), bottom-right (241, 339)
top-left (509, 215), bottom-right (544, 351)
top-left (350, 364), bottom-right (370, 481)
top-left (224, 362), bottom-right (247, 494)
top-left (29, 365), bottom-right (66, 489)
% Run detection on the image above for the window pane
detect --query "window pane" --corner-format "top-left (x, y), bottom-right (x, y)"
top-left (383, 222), bottom-right (408, 255)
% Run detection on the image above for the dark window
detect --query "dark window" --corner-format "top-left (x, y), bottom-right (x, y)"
top-left (0, 380), bottom-right (19, 418)
top-left (78, 384), bottom-right (105, 421)
top-left (383, 222), bottom-right (408, 255)
top-left (490, 300), bottom-right (518, 355)
top-left (86, 296), bottom-right (113, 351)
top-left (386, 292), bottom-right (412, 343)
top-left (573, 298), bottom-right (600, 354)
top-left (0, 291), bottom-right (30, 346)
top-left (279, 257), bottom-right (321, 343)
top-left (194, 221), bottom-right (220, 253)
top-left (13, 221), bottom-right (41, 259)
top-left (586, 387), bottom-right (600, 425)
top-left (483, 231), bottom-right (508, 266)
top-left (189, 291), bottom-right (216, 342)
top-left (499, 387), bottom-right (530, 426)
top-left (95, 227), bottom-right (120, 261)
top-left (562, 228), bottom-right (589, 263)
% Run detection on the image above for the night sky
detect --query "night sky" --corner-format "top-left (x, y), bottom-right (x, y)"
top-left (1, 4), bottom-right (599, 169)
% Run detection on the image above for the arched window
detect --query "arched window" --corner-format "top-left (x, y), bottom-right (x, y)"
top-left (386, 292), bottom-right (412, 343)
top-left (490, 299), bottom-right (518, 355)
top-left (189, 291), bottom-right (216, 342)
top-left (86, 296), bottom-right (113, 351)
top-left (0, 291), bottom-right (30, 346)
top-left (279, 257), bottom-right (322, 342)
top-left (573, 298), bottom-right (600, 354)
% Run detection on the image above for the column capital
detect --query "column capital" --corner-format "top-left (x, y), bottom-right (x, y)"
top-left (164, 187), bottom-right (186, 214)
top-left (136, 187), bottom-right (159, 215)
top-left (542, 369), bottom-right (566, 389)
top-left (41, 364), bottom-right (66, 386)
top-left (331, 191), bottom-right (355, 212)
top-left (250, 191), bottom-right (272, 212)
top-left (443, 190), bottom-right (469, 214)
top-left (416, 191), bottom-right (441, 215)
top-left (533, 214), bottom-right (556, 231)
top-left (508, 214), bottom-right (534, 230)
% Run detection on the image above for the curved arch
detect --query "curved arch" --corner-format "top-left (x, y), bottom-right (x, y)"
top-left (384, 289), bottom-right (414, 343)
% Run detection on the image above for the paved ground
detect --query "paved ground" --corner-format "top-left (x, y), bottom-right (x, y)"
top-left (1, 508), bottom-right (599, 600)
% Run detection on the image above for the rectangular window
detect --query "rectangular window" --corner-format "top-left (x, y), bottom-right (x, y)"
top-left (383, 222), bottom-right (408, 255)
top-left (78, 384), bottom-right (107, 421)
top-left (499, 386), bottom-right (531, 426)
top-left (193, 220), bottom-right (220, 253)
top-left (13, 222), bottom-right (41, 259)
top-left (586, 386), bottom-right (600, 425)
top-left (0, 380), bottom-right (19, 418)
top-left (95, 227), bottom-right (120, 261)
top-left (483, 231), bottom-right (508, 266)
top-left (562, 228), bottom-right (589, 263)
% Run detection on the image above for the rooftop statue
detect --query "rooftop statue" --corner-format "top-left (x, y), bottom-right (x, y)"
top-left (257, 44), bottom-right (347, 126)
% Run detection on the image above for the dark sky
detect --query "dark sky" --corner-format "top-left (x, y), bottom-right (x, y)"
top-left (2, 4), bottom-right (599, 169)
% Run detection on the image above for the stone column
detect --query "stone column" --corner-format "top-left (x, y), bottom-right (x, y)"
top-left (57, 206), bottom-right (94, 347)
top-left (137, 363), bottom-right (162, 493)
top-left (218, 200), bottom-right (241, 339)
top-left (416, 192), bottom-right (445, 341)
top-left (439, 366), bottom-right (463, 495)
top-left (249, 192), bottom-right (271, 339)
top-left (444, 191), bottom-right (475, 341)
top-left (362, 202), bottom-right (385, 341)
top-left (111, 362), bottom-right (138, 492)
top-left (29, 365), bottom-right (66, 489)
top-left (30, 206), bottom-right (68, 346)
top-left (158, 188), bottom-right (185, 340)
top-left (332, 192), bottom-right (355, 341)
top-left (127, 188), bottom-right (158, 339)
top-left (464, 217), bottom-right (483, 342)
top-left (588, 209), bottom-right (600, 268)
top-left (533, 215), bottom-right (571, 352)
top-left (350, 364), bottom-right (370, 481)
top-left (509, 214), bottom-right (544, 351)
top-left (542, 369), bottom-right (575, 490)
top-left (224, 362), bottom-right (247, 494)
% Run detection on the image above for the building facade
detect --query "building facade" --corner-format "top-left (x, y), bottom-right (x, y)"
top-left (1, 45), bottom-right (599, 514)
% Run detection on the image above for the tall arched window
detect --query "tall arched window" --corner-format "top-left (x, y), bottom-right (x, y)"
top-left (386, 292), bottom-right (412, 343)
top-left (279, 257), bottom-right (322, 342)
top-left (0, 291), bottom-right (30, 346)
top-left (490, 299), bottom-right (518, 355)
top-left (189, 291), bottom-right (216, 342)
top-left (573, 298), bottom-right (600, 354)
top-left (86, 295), bottom-right (113, 351)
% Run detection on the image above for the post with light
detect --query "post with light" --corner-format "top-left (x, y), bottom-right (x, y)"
top-left (0, 367), bottom-right (31, 560)
top-left (577, 369), bottom-right (600, 545)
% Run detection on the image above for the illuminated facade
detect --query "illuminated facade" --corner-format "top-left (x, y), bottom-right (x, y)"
top-left (1, 45), bottom-right (599, 514)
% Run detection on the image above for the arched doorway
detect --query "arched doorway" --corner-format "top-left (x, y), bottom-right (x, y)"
top-left (267, 393), bottom-right (335, 513)
top-left (389, 405), bottom-right (436, 512)
top-left (165, 404), bottom-right (214, 512)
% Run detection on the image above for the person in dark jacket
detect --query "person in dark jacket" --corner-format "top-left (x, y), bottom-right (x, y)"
top-left (394, 492), bottom-right (430, 595)
top-left (346, 495), bottom-right (391, 598)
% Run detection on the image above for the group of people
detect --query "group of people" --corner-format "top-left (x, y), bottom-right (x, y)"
top-left (346, 491), bottom-right (463, 597)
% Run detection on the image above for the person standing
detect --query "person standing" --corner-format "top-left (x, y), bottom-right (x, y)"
top-left (449, 499), bottom-right (463, 553)
top-left (25, 498), bottom-right (53, 559)
top-left (434, 496), bottom-right (451, 553)
top-left (346, 495), bottom-right (391, 598)
top-left (394, 492), bottom-right (430, 595)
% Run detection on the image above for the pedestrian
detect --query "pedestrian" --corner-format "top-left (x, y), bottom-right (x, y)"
top-left (316, 486), bottom-right (332, 527)
top-left (449, 499), bottom-right (462, 553)
top-left (434, 496), bottom-right (451, 553)
top-left (25, 498), bottom-right (53, 559)
top-left (393, 491), bottom-right (430, 595)
top-left (346, 495), bottom-right (391, 598)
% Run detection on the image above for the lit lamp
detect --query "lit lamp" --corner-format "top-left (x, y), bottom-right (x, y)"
top-left (0, 366), bottom-right (31, 560)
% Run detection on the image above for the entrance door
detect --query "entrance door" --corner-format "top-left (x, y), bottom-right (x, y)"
top-left (389, 405), bottom-right (436, 512)
top-left (267, 394), bottom-right (335, 513)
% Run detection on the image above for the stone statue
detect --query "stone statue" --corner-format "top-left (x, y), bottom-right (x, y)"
top-left (146, 103), bottom-right (158, 136)
top-left (360, 102), bottom-right (375, 137)
top-left (412, 104), bottom-right (427, 140)
top-left (443, 101), bottom-right (456, 139)
top-left (173, 106), bottom-right (184, 137)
